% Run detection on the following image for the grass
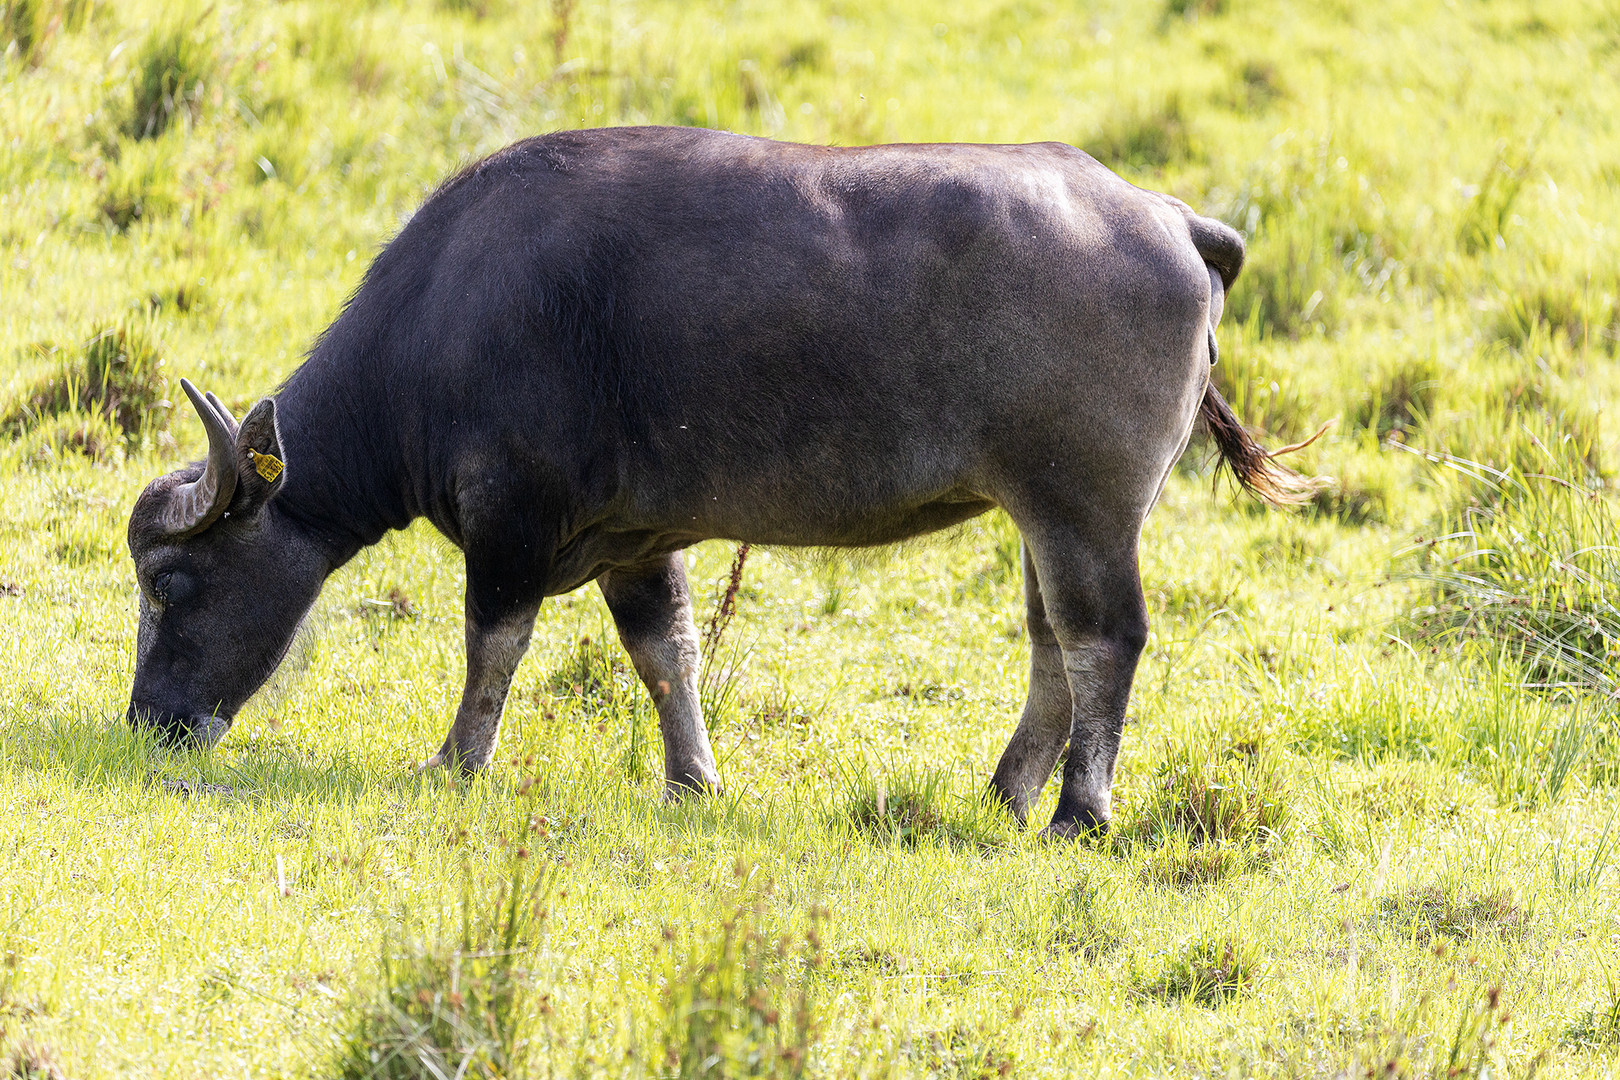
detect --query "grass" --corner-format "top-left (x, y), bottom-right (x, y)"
top-left (2, 322), bottom-right (168, 442)
top-left (1, 0), bottom-right (1618, 1075)
top-left (334, 856), bottom-right (547, 1079)
top-left (1136, 932), bottom-right (1261, 1007)
top-left (1402, 455), bottom-right (1619, 699)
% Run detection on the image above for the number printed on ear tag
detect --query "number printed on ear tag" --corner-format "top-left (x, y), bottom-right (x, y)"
top-left (249, 449), bottom-right (284, 483)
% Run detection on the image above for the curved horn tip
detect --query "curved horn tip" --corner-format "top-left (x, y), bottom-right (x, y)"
top-left (164, 377), bottom-right (240, 537)
top-left (179, 378), bottom-right (208, 413)
top-left (204, 390), bottom-right (239, 438)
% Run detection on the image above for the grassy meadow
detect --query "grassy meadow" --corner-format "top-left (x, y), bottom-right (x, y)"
top-left (2, 0), bottom-right (1620, 1075)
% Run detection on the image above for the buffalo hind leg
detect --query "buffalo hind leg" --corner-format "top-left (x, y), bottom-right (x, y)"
top-left (599, 553), bottom-right (722, 799)
top-left (987, 542), bottom-right (1074, 824)
top-left (1016, 525), bottom-right (1148, 838)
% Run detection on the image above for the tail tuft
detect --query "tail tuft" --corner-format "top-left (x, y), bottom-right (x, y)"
top-left (1200, 381), bottom-right (1331, 508)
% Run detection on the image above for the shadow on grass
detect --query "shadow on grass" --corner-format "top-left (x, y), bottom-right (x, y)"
top-left (2, 710), bottom-right (431, 806)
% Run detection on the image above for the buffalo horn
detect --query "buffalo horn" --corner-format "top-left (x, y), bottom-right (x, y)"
top-left (161, 378), bottom-right (239, 537)
top-left (204, 390), bottom-right (240, 439)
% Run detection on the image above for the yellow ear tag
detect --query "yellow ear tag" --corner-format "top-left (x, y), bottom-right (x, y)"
top-left (248, 449), bottom-right (284, 483)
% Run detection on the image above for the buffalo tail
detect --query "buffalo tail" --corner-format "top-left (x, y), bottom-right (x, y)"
top-left (1199, 382), bottom-right (1331, 507)
top-left (1187, 212), bottom-right (1329, 508)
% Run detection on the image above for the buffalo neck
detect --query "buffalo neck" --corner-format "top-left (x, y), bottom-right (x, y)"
top-left (271, 341), bottom-right (417, 568)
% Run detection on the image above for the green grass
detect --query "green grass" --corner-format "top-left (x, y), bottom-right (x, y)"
top-left (2, 0), bottom-right (1619, 1075)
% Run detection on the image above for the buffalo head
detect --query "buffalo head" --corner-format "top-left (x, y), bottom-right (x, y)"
top-left (126, 380), bottom-right (327, 746)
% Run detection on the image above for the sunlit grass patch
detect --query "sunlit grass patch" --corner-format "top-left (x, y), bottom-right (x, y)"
top-left (546, 633), bottom-right (635, 706)
top-left (2, 323), bottom-right (168, 448)
top-left (836, 762), bottom-right (1008, 851)
top-left (1412, 368), bottom-right (1605, 509)
top-left (1319, 982), bottom-right (1539, 1079)
top-left (2, 0), bottom-right (56, 68)
top-left (1403, 456), bottom-right (1619, 701)
top-left (1489, 270), bottom-right (1620, 353)
top-left (1085, 92), bottom-right (1199, 173)
top-left (1025, 876), bottom-right (1123, 959)
top-left (644, 889), bottom-right (822, 1080)
top-left (1565, 972), bottom-right (1620, 1050)
top-left (1239, 213), bottom-right (1344, 339)
top-left (1350, 760), bottom-right (1477, 823)
top-left (1136, 932), bottom-right (1261, 1007)
top-left (333, 857), bottom-right (548, 1079)
top-left (901, 1023), bottom-right (1018, 1079)
top-left (123, 16), bottom-right (214, 141)
top-left (1127, 736), bottom-right (1292, 848)
top-left (1347, 351), bottom-right (1439, 440)
top-left (97, 140), bottom-right (181, 231)
top-left (1135, 831), bottom-right (1266, 889)
top-left (1378, 885), bottom-right (1526, 944)
top-left (1304, 442), bottom-right (1400, 526)
top-left (1208, 317), bottom-right (1316, 442)
top-left (1, 1040), bottom-right (68, 1080)
top-left (26, 411), bottom-right (127, 466)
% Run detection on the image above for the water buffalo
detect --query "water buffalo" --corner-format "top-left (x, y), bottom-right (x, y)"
top-left (126, 126), bottom-right (1314, 837)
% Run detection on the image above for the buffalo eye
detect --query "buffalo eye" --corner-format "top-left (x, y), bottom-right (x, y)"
top-left (152, 571), bottom-right (173, 602)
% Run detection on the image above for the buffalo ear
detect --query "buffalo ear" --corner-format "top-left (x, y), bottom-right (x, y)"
top-left (232, 398), bottom-right (286, 515)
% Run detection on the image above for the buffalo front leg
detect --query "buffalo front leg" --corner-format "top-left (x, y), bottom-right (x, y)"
top-left (422, 592), bottom-right (541, 776)
top-left (1018, 526), bottom-right (1149, 839)
top-left (988, 542), bottom-right (1074, 824)
top-left (598, 553), bottom-right (722, 799)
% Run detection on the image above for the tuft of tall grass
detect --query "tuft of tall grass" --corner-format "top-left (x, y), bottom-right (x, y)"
top-left (1565, 966), bottom-right (1620, 1050)
top-left (1401, 448), bottom-right (1618, 699)
top-left (3, 0), bottom-right (55, 67)
top-left (1041, 878), bottom-right (1122, 957)
top-left (1239, 210), bottom-right (1342, 337)
top-left (333, 856), bottom-right (549, 1080)
top-left (645, 891), bottom-right (822, 1080)
top-left (1378, 885), bottom-right (1525, 943)
top-left (902, 1024), bottom-right (1018, 1079)
top-left (1305, 441), bottom-right (1399, 526)
top-left (98, 141), bottom-right (179, 230)
top-left (1220, 57), bottom-right (1287, 111)
top-left (1348, 352), bottom-right (1439, 438)
top-left (27, 411), bottom-right (127, 465)
top-left (1085, 93), bottom-right (1198, 172)
top-left (1161, 0), bottom-right (1227, 22)
top-left (439, 0), bottom-right (506, 20)
top-left (1219, 139), bottom-right (1403, 338)
top-left (1488, 270), bottom-right (1620, 353)
top-left (546, 634), bottom-right (655, 781)
top-left (125, 18), bottom-right (213, 140)
top-left (837, 762), bottom-right (1006, 850)
top-left (1136, 831), bottom-right (1265, 888)
top-left (547, 633), bottom-right (634, 706)
top-left (1335, 983), bottom-right (1545, 1079)
top-left (1457, 136), bottom-right (1537, 256)
top-left (1, 1041), bottom-right (68, 1080)
top-left (1128, 737), bottom-right (1292, 847)
top-left (2, 323), bottom-right (168, 448)
top-left (700, 543), bottom-right (753, 726)
top-left (1209, 313), bottom-right (1315, 441)
top-left (1138, 932), bottom-right (1260, 1007)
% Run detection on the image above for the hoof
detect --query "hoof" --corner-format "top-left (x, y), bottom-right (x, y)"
top-left (414, 753), bottom-right (446, 775)
top-left (662, 772), bottom-right (722, 802)
top-left (984, 785), bottom-right (1033, 828)
top-left (1039, 812), bottom-right (1110, 843)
